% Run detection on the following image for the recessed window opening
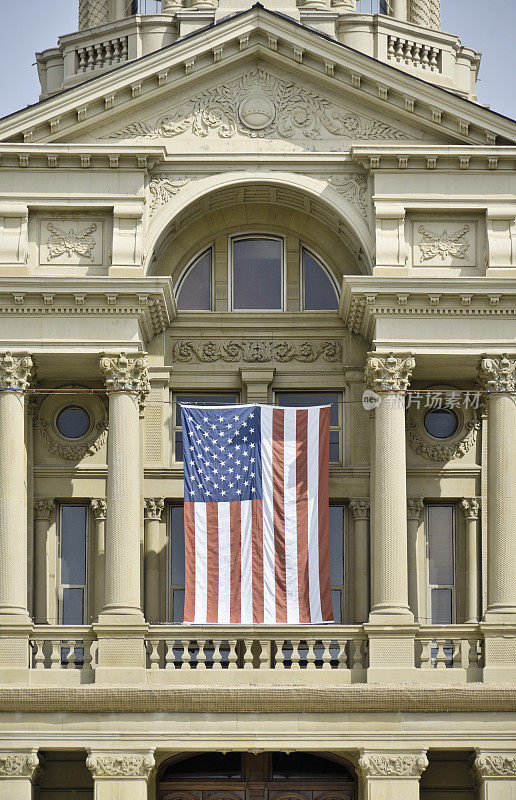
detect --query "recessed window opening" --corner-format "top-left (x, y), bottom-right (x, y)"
top-left (426, 505), bottom-right (455, 625)
top-left (176, 248), bottom-right (212, 311)
top-left (231, 235), bottom-right (283, 310)
top-left (302, 248), bottom-right (339, 310)
top-left (59, 504), bottom-right (88, 625)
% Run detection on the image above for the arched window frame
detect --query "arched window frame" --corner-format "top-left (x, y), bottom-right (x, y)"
top-left (300, 245), bottom-right (340, 311)
top-left (174, 245), bottom-right (213, 311)
top-left (228, 233), bottom-right (286, 312)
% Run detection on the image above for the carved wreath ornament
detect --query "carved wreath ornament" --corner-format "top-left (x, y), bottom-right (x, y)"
top-left (46, 222), bottom-right (98, 261)
top-left (418, 225), bottom-right (470, 261)
top-left (106, 69), bottom-right (410, 142)
top-left (172, 339), bottom-right (342, 363)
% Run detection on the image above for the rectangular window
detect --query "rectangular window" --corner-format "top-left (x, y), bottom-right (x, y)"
top-left (173, 393), bottom-right (238, 462)
top-left (329, 505), bottom-right (346, 623)
top-left (275, 392), bottom-right (342, 463)
top-left (426, 505), bottom-right (455, 624)
top-left (231, 235), bottom-right (283, 311)
top-left (59, 505), bottom-right (88, 625)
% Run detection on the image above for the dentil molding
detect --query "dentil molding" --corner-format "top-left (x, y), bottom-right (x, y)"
top-left (172, 339), bottom-right (342, 363)
top-left (473, 753), bottom-right (516, 778)
top-left (0, 352), bottom-right (33, 391)
top-left (0, 752), bottom-right (39, 778)
top-left (105, 69), bottom-right (410, 143)
top-left (365, 353), bottom-right (415, 392)
top-left (479, 354), bottom-right (516, 392)
top-left (358, 751), bottom-right (429, 778)
top-left (86, 752), bottom-right (155, 778)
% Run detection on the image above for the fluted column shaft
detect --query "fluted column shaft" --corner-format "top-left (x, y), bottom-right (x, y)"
top-left (33, 498), bottom-right (54, 624)
top-left (91, 499), bottom-right (107, 621)
top-left (479, 356), bottom-right (516, 619)
top-left (461, 498), bottom-right (480, 623)
top-left (144, 498), bottom-right (164, 624)
top-left (407, 498), bottom-right (424, 621)
top-left (0, 353), bottom-right (33, 619)
top-left (350, 499), bottom-right (370, 623)
top-left (100, 353), bottom-right (149, 620)
top-left (366, 353), bottom-right (415, 622)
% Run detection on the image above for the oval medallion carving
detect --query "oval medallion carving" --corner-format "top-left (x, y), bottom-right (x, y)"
top-left (238, 91), bottom-right (276, 130)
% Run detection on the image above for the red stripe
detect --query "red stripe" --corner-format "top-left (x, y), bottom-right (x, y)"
top-left (318, 406), bottom-right (333, 621)
top-left (272, 408), bottom-right (287, 623)
top-left (206, 503), bottom-right (219, 623)
top-left (252, 499), bottom-right (264, 623)
top-left (230, 501), bottom-right (241, 623)
top-left (296, 409), bottom-right (310, 623)
top-left (183, 502), bottom-right (195, 623)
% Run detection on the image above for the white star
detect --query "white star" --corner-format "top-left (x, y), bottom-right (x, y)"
top-left (203, 431), bottom-right (209, 438)
top-left (250, 472), bottom-right (255, 478)
top-left (213, 483), bottom-right (218, 489)
top-left (243, 465), bottom-right (249, 472)
top-left (188, 415), bottom-right (193, 421)
top-left (235, 445), bottom-right (240, 451)
top-left (220, 460), bottom-right (226, 467)
top-left (227, 423), bottom-right (232, 429)
top-left (228, 467), bottom-right (234, 474)
top-left (203, 416), bottom-right (208, 423)
top-left (242, 421), bottom-right (247, 427)
top-left (236, 459), bottom-right (241, 466)
top-left (243, 436), bottom-right (248, 442)
top-left (218, 415), bottom-right (224, 422)
top-left (196, 438), bottom-right (201, 445)
top-left (206, 490), bottom-right (211, 496)
top-left (221, 490), bottom-right (226, 496)
top-left (244, 480), bottom-right (249, 487)
top-left (190, 459), bottom-right (195, 466)
top-left (249, 413), bottom-right (254, 419)
top-left (221, 475), bottom-right (227, 482)
top-left (228, 453), bottom-right (234, 459)
top-left (250, 443), bottom-right (255, 449)
top-left (234, 415), bottom-right (239, 421)
top-left (219, 431), bottom-right (225, 437)
top-left (251, 487), bottom-right (256, 493)
top-left (211, 424), bottom-right (217, 430)
top-left (236, 489), bottom-right (242, 495)
top-left (229, 482), bottom-right (234, 488)
top-left (190, 488), bottom-right (196, 494)
top-left (250, 457), bottom-right (255, 464)
top-left (243, 451), bottom-right (248, 457)
top-left (213, 468), bottom-right (218, 475)
top-left (250, 428), bottom-right (255, 434)
top-left (196, 424), bottom-right (201, 430)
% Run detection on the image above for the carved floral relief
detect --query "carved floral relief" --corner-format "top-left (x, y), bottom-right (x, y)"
top-left (171, 339), bottom-right (342, 364)
top-left (38, 218), bottom-right (104, 266)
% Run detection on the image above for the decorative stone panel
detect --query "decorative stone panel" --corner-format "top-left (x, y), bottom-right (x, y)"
top-left (408, 218), bottom-right (481, 269)
top-left (38, 218), bottom-right (105, 266)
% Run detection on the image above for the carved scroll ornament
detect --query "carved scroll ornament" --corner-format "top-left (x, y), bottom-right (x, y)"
top-left (358, 752), bottom-right (429, 777)
top-left (86, 752), bottom-right (155, 778)
top-left (172, 339), bottom-right (342, 364)
top-left (0, 752), bottom-right (39, 778)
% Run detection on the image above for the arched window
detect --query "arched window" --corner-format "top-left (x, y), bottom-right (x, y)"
top-left (231, 235), bottom-right (283, 310)
top-left (176, 249), bottom-right (212, 311)
top-left (302, 248), bottom-right (339, 310)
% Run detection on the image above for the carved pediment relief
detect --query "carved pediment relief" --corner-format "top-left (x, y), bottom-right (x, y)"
top-left (102, 69), bottom-right (412, 145)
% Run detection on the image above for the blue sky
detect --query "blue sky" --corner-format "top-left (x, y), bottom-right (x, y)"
top-left (0, 0), bottom-right (514, 120)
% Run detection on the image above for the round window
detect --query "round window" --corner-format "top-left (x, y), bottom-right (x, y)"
top-left (424, 408), bottom-right (458, 439)
top-left (56, 406), bottom-right (90, 439)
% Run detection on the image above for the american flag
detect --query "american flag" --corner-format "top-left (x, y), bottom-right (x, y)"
top-left (181, 403), bottom-right (333, 624)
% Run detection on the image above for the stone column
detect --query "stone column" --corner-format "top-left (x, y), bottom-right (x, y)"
top-left (349, 498), bottom-right (370, 624)
top-left (365, 353), bottom-right (415, 623)
top-left (461, 498), bottom-right (480, 623)
top-left (0, 751), bottom-right (39, 800)
top-left (90, 499), bottom-right (107, 621)
top-left (391, 0), bottom-right (408, 22)
top-left (473, 751), bottom-right (516, 799)
top-left (358, 750), bottom-right (428, 800)
top-left (407, 498), bottom-right (424, 621)
top-left (162, 0), bottom-right (182, 10)
top-left (478, 356), bottom-right (516, 620)
top-left (144, 498), bottom-right (164, 624)
top-left (99, 353), bottom-right (149, 621)
top-left (86, 751), bottom-right (155, 800)
top-left (33, 499), bottom-right (54, 624)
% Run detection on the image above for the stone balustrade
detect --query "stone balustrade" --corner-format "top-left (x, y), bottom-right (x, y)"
top-left (387, 35), bottom-right (441, 71)
top-left (76, 36), bottom-right (129, 73)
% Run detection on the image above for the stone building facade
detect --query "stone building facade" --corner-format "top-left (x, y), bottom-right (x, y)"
top-left (0, 0), bottom-right (515, 797)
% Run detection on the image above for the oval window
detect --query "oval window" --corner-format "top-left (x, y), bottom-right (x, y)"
top-left (424, 408), bottom-right (458, 439)
top-left (56, 406), bottom-right (90, 439)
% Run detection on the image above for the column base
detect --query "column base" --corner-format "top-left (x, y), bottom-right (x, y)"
top-left (0, 621), bottom-right (32, 683)
top-left (481, 624), bottom-right (516, 681)
top-left (93, 621), bottom-right (148, 684)
top-left (365, 624), bottom-right (418, 683)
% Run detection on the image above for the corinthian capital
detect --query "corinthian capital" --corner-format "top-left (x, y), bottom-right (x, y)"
top-left (358, 750), bottom-right (428, 778)
top-left (407, 498), bottom-right (424, 521)
top-left (460, 498), bottom-right (480, 520)
top-left (34, 497), bottom-right (54, 520)
top-left (0, 352), bottom-right (33, 391)
top-left (86, 751), bottom-right (155, 778)
top-left (90, 498), bottom-right (107, 521)
top-left (100, 352), bottom-right (150, 395)
top-left (365, 353), bottom-right (415, 392)
top-left (144, 498), bottom-right (165, 521)
top-left (473, 752), bottom-right (516, 778)
top-left (349, 498), bottom-right (370, 520)
top-left (479, 354), bottom-right (516, 392)
top-left (0, 751), bottom-right (39, 778)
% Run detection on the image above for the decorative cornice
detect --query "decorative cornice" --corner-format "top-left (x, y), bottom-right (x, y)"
top-left (90, 498), bottom-right (107, 521)
top-left (0, 352), bottom-right (33, 391)
top-left (349, 498), bottom-right (370, 520)
top-left (33, 498), bottom-right (54, 521)
top-left (144, 498), bottom-right (165, 521)
top-left (460, 498), bottom-right (480, 521)
top-left (172, 339), bottom-right (342, 364)
top-left (365, 353), bottom-right (415, 392)
top-left (479, 355), bottom-right (516, 392)
top-left (358, 751), bottom-right (428, 778)
top-left (407, 498), bottom-right (424, 521)
top-left (0, 752), bottom-right (39, 778)
top-left (473, 753), bottom-right (516, 779)
top-left (86, 752), bottom-right (155, 779)
top-left (100, 352), bottom-right (150, 395)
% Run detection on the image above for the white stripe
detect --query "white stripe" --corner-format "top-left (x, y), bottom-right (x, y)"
top-left (261, 405), bottom-right (276, 623)
top-left (240, 499), bottom-right (253, 624)
top-left (307, 407), bottom-right (322, 623)
top-left (194, 503), bottom-right (208, 624)
top-left (217, 502), bottom-right (231, 624)
top-left (284, 408), bottom-right (299, 624)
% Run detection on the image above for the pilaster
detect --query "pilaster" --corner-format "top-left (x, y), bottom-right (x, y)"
top-left (0, 750), bottom-right (39, 800)
top-left (407, 498), bottom-right (424, 621)
top-left (240, 369), bottom-right (275, 404)
top-left (349, 498), bottom-right (370, 624)
top-left (358, 749), bottom-right (428, 800)
top-left (86, 750), bottom-right (155, 800)
top-left (33, 498), bottom-right (54, 624)
top-left (144, 498), bottom-right (165, 624)
top-left (473, 751), bottom-right (516, 800)
top-left (91, 499), bottom-right (107, 621)
top-left (460, 497), bottom-right (480, 623)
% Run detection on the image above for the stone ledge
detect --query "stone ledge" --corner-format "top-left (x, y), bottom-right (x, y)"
top-left (0, 684), bottom-right (516, 713)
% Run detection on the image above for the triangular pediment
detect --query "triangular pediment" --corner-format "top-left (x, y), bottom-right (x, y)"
top-left (1, 5), bottom-right (515, 150)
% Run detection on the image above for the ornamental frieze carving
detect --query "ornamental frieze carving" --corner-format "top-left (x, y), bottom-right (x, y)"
top-left (358, 752), bottom-right (429, 777)
top-left (365, 353), bottom-right (415, 392)
top-left (473, 753), bottom-right (516, 778)
top-left (144, 497), bottom-right (165, 521)
top-left (0, 752), bottom-right (39, 778)
top-left (34, 498), bottom-right (54, 520)
top-left (407, 498), bottom-right (424, 521)
top-left (349, 498), bottom-right (370, 520)
top-left (479, 354), bottom-right (516, 392)
top-left (104, 69), bottom-right (411, 142)
top-left (460, 498), bottom-right (480, 520)
top-left (86, 752), bottom-right (155, 778)
top-left (0, 352), bottom-right (33, 391)
top-left (406, 416), bottom-right (479, 462)
top-left (148, 174), bottom-right (193, 216)
top-left (171, 339), bottom-right (342, 364)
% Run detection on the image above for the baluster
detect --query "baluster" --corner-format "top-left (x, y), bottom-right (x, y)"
top-left (104, 40), bottom-right (113, 66)
top-left (227, 639), bottom-right (238, 670)
top-left (429, 47), bottom-right (439, 70)
top-left (112, 39), bottom-right (121, 63)
top-left (306, 639), bottom-right (316, 670)
top-left (120, 38), bottom-right (128, 61)
top-left (404, 40), bottom-right (413, 64)
top-left (95, 43), bottom-right (104, 69)
top-left (77, 48), bottom-right (87, 72)
top-left (212, 639), bottom-right (223, 670)
top-left (149, 640), bottom-right (160, 670)
top-left (352, 638), bottom-right (364, 671)
top-left (450, 640), bottom-right (460, 669)
top-left (50, 640), bottom-right (61, 670)
top-left (412, 42), bottom-right (422, 65)
top-left (395, 38), bottom-right (405, 61)
top-left (83, 639), bottom-right (93, 671)
top-left (181, 640), bottom-right (190, 670)
top-left (337, 640), bottom-right (347, 670)
top-left (435, 638), bottom-right (447, 669)
top-left (164, 640), bottom-right (176, 669)
top-left (468, 638), bottom-right (479, 669)
top-left (387, 36), bottom-right (396, 59)
top-left (419, 638), bottom-right (432, 669)
top-left (276, 640), bottom-right (287, 670)
top-left (66, 641), bottom-right (77, 669)
top-left (258, 640), bottom-right (270, 670)
top-left (420, 45), bottom-right (430, 68)
top-left (196, 640), bottom-right (206, 670)
top-left (243, 638), bottom-right (254, 670)
top-left (86, 46), bottom-right (95, 71)
top-left (290, 640), bottom-right (301, 670)
top-left (33, 640), bottom-right (45, 670)
top-left (321, 639), bottom-right (332, 670)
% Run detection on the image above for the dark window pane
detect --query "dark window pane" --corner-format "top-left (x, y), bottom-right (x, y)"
top-left (170, 507), bottom-right (185, 585)
top-left (329, 506), bottom-right (344, 585)
top-left (61, 506), bottom-right (87, 585)
top-left (177, 250), bottom-right (211, 310)
top-left (276, 392), bottom-right (339, 427)
top-left (56, 406), bottom-right (90, 439)
top-left (173, 589), bottom-right (185, 623)
top-left (331, 589), bottom-right (342, 623)
top-left (62, 588), bottom-right (84, 625)
top-left (233, 238), bottom-right (282, 310)
top-left (272, 752), bottom-right (354, 779)
top-left (431, 588), bottom-right (453, 625)
top-left (303, 250), bottom-right (338, 310)
top-left (329, 430), bottom-right (340, 462)
top-left (428, 506), bottom-right (454, 585)
top-left (424, 409), bottom-right (458, 439)
top-left (162, 753), bottom-right (242, 780)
